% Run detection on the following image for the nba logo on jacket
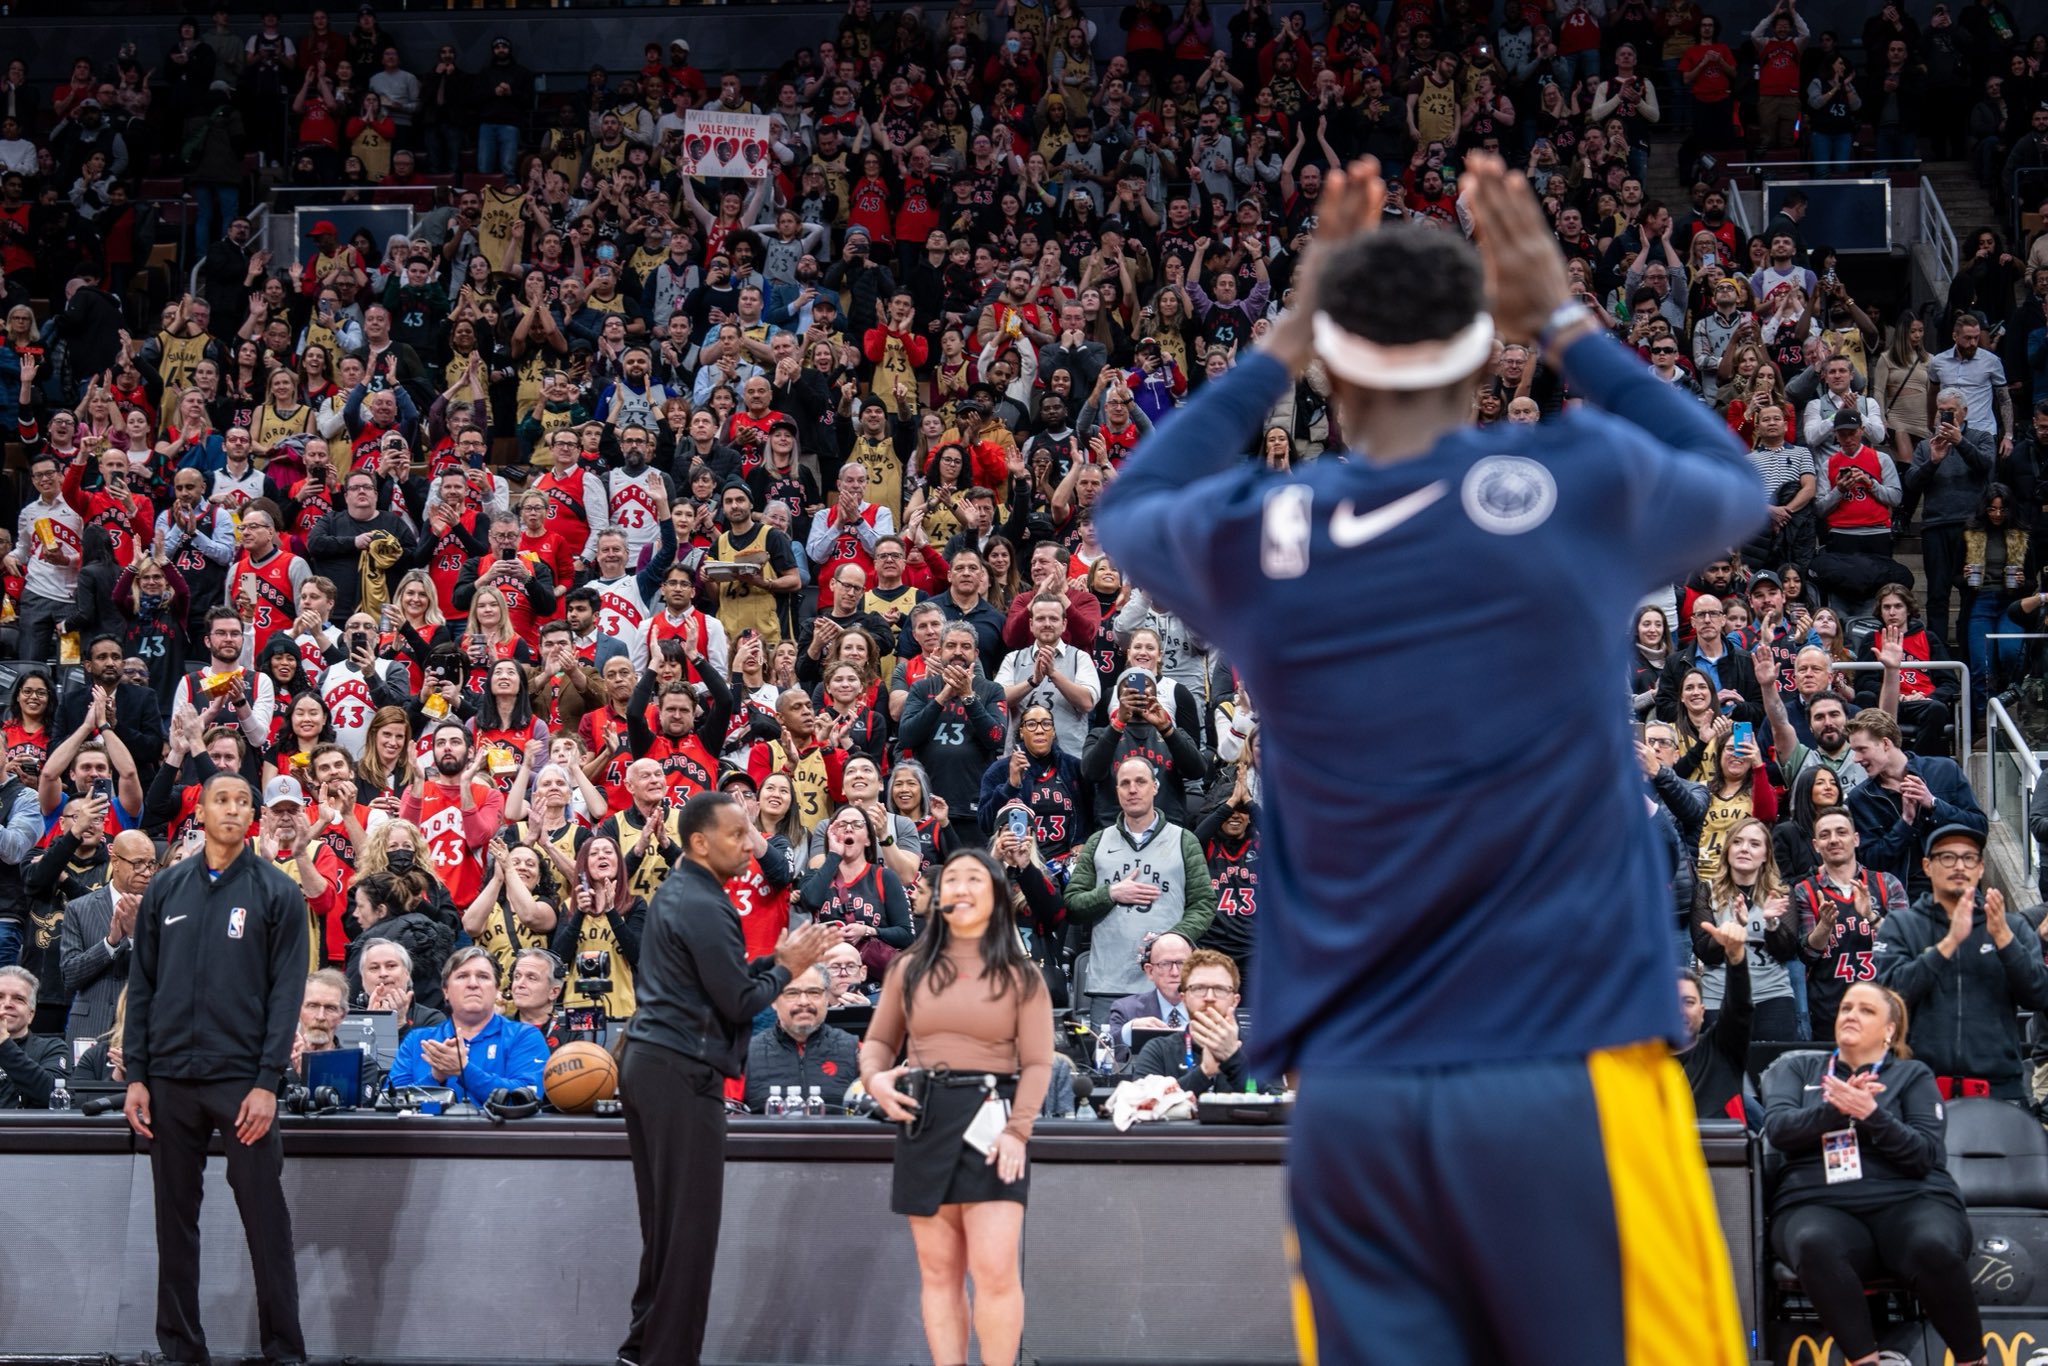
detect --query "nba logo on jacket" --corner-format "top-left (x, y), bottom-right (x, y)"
top-left (227, 908), bottom-right (246, 940)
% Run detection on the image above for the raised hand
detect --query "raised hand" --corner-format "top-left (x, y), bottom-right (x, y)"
top-left (1459, 150), bottom-right (1574, 345)
top-left (1751, 642), bottom-right (1779, 690)
top-left (1696, 916), bottom-right (1748, 963)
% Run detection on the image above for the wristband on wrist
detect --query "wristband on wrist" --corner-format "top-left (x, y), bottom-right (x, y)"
top-left (1536, 300), bottom-right (1594, 356)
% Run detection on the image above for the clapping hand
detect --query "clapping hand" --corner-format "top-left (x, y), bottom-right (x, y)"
top-left (1820, 1070), bottom-right (1881, 1119)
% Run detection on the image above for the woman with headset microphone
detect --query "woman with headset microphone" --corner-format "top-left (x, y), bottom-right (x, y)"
top-left (859, 847), bottom-right (1055, 1366)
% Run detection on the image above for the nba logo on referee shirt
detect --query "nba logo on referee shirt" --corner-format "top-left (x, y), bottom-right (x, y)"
top-left (1261, 484), bottom-right (1313, 579)
top-left (227, 908), bottom-right (246, 940)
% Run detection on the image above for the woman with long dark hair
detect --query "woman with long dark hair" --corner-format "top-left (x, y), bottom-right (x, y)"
top-left (1629, 605), bottom-right (1670, 720)
top-left (2, 668), bottom-right (53, 784)
top-left (1773, 764), bottom-right (1844, 885)
top-left (858, 847), bottom-right (1053, 1366)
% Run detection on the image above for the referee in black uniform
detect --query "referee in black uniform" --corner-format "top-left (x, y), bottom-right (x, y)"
top-left (124, 770), bottom-right (309, 1366)
top-left (616, 791), bottom-right (838, 1366)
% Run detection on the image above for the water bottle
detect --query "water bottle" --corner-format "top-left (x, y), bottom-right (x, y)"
top-left (805, 1084), bottom-right (825, 1117)
top-left (1093, 1022), bottom-right (1116, 1074)
top-left (765, 1085), bottom-right (786, 1117)
top-left (48, 1075), bottom-right (71, 1111)
top-left (359, 1042), bottom-right (378, 1106)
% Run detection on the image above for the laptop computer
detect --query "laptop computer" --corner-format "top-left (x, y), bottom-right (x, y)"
top-left (303, 1047), bottom-right (365, 1108)
top-left (339, 1010), bottom-right (399, 1069)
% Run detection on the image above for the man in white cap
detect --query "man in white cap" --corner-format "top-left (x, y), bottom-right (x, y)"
top-left (257, 774), bottom-right (347, 968)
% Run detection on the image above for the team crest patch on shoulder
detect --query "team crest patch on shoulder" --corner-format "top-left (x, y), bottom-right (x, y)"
top-left (1461, 456), bottom-right (1556, 535)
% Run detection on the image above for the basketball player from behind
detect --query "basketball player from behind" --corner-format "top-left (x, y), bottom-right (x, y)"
top-left (1094, 155), bottom-right (1766, 1363)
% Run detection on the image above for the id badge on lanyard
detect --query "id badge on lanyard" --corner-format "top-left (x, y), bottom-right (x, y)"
top-left (1821, 1050), bottom-right (1875, 1183)
top-left (962, 1073), bottom-right (1010, 1156)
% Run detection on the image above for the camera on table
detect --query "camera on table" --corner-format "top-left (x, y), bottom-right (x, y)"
top-left (574, 950), bottom-right (613, 999)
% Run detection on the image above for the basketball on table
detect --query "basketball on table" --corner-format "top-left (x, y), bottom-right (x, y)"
top-left (543, 1041), bottom-right (619, 1113)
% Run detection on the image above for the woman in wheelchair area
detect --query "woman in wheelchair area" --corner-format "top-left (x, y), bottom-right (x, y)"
top-left (1762, 982), bottom-right (1988, 1366)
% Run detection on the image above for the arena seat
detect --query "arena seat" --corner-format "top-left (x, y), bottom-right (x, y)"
top-left (1943, 1098), bottom-right (2048, 1310)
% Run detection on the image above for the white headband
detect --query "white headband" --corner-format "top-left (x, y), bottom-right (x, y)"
top-left (1312, 311), bottom-right (1497, 391)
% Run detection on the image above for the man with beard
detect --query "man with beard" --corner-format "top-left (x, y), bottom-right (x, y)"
top-left (172, 607), bottom-right (278, 750)
top-left (601, 346), bottom-right (670, 433)
top-left (712, 481), bottom-right (802, 646)
top-left (57, 828), bottom-right (154, 1042)
top-left (625, 672), bottom-right (732, 804)
top-left (899, 621), bottom-right (1009, 821)
top-left (1675, 917), bottom-right (1750, 1118)
top-left (976, 263), bottom-right (1053, 351)
top-left (1794, 810), bottom-right (1907, 1039)
top-left (53, 634), bottom-right (164, 788)
top-left (606, 423), bottom-right (673, 562)
top-left (286, 968), bottom-right (353, 1081)
top-left (1761, 645), bottom-right (1884, 791)
top-left (398, 722), bottom-right (505, 917)
top-left (743, 963), bottom-right (860, 1111)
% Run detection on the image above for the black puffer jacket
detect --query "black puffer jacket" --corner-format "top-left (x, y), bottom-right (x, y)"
top-left (345, 910), bottom-right (456, 1012)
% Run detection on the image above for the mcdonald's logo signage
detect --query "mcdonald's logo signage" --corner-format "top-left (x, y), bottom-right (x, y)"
top-left (1782, 1328), bottom-right (2048, 1366)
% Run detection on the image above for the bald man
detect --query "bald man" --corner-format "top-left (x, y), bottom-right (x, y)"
top-left (59, 828), bottom-right (157, 1041)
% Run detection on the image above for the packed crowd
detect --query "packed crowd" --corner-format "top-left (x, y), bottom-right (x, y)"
top-left (0, 0), bottom-right (2046, 1124)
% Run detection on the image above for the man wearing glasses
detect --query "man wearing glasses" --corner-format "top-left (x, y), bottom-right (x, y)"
top-left (1654, 594), bottom-right (1764, 723)
top-left (1103, 929), bottom-right (1193, 1068)
top-left (58, 828), bottom-right (155, 1040)
top-left (1644, 334), bottom-right (1701, 396)
top-left (742, 964), bottom-right (859, 1112)
top-left (820, 939), bottom-right (875, 1007)
top-left (1132, 949), bottom-right (1259, 1094)
top-left (1874, 823), bottom-right (2048, 1103)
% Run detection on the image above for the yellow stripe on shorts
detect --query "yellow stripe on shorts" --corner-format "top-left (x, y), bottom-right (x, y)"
top-left (1588, 1040), bottom-right (1747, 1366)
top-left (1284, 1224), bottom-right (1318, 1366)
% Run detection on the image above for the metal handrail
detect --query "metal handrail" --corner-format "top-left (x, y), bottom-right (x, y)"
top-left (1920, 173), bottom-right (1959, 293)
top-left (1825, 659), bottom-right (1971, 761)
top-left (1725, 158), bottom-right (1923, 174)
top-left (1987, 695), bottom-right (2042, 879)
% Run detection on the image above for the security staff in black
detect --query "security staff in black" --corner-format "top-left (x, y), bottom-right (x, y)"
top-left (616, 791), bottom-right (838, 1366)
top-left (124, 770), bottom-right (309, 1366)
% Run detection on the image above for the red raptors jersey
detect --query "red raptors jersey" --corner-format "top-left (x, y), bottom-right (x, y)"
top-left (416, 780), bottom-right (486, 907)
top-left (728, 853), bottom-right (792, 960)
top-left (229, 550), bottom-right (300, 658)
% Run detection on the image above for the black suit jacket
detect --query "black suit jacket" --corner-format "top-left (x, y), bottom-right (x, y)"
top-left (54, 680), bottom-right (165, 782)
top-left (58, 884), bottom-right (128, 1042)
top-left (622, 857), bottom-right (789, 1078)
top-left (1653, 644), bottom-right (1764, 725)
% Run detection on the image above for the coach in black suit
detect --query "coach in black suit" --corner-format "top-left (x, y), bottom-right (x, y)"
top-left (55, 633), bottom-right (167, 783)
top-left (58, 829), bottom-right (156, 1042)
